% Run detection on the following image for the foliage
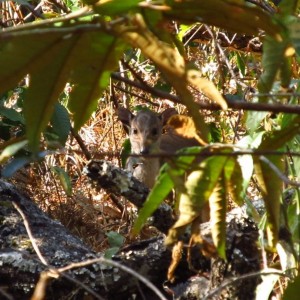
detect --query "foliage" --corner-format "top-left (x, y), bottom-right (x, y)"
top-left (1, 0), bottom-right (300, 298)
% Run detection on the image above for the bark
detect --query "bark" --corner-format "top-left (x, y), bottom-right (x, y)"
top-left (0, 179), bottom-right (171, 300)
top-left (0, 160), bottom-right (262, 299)
top-left (85, 159), bottom-right (175, 234)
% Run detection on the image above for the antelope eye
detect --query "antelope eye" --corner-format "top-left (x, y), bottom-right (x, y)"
top-left (132, 128), bottom-right (138, 135)
top-left (152, 128), bottom-right (158, 136)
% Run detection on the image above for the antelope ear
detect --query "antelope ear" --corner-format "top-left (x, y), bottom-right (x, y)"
top-left (159, 108), bottom-right (178, 126)
top-left (117, 107), bottom-right (135, 134)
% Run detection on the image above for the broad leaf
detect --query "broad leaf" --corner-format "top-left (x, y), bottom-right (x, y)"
top-left (132, 170), bottom-right (174, 234)
top-left (210, 175), bottom-right (227, 259)
top-left (166, 151), bottom-right (230, 245)
top-left (283, 274), bottom-right (300, 300)
top-left (51, 166), bottom-right (72, 196)
top-left (0, 140), bottom-right (28, 163)
top-left (94, 0), bottom-right (141, 16)
top-left (50, 103), bottom-right (71, 146)
top-left (23, 36), bottom-right (76, 150)
top-left (257, 36), bottom-right (290, 100)
top-left (225, 156), bottom-right (245, 206)
top-left (67, 32), bottom-right (127, 131)
top-left (133, 146), bottom-right (202, 234)
top-left (165, 0), bottom-right (281, 38)
top-left (254, 155), bottom-right (283, 248)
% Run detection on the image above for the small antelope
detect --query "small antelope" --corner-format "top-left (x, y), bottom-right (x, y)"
top-left (118, 107), bottom-right (199, 188)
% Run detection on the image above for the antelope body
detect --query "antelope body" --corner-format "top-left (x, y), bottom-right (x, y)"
top-left (118, 107), bottom-right (199, 188)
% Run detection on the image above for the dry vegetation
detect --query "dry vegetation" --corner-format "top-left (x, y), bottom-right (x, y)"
top-left (1, 0), bottom-right (262, 253)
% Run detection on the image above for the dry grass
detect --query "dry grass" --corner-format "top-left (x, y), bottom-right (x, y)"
top-left (1, 0), bottom-right (261, 253)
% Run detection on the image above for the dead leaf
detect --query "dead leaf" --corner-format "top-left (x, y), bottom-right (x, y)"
top-left (167, 115), bottom-right (207, 145)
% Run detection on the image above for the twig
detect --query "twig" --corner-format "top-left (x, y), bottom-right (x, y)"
top-left (259, 155), bottom-right (300, 187)
top-left (12, 200), bottom-right (105, 300)
top-left (203, 269), bottom-right (291, 300)
top-left (56, 257), bottom-right (168, 300)
top-left (112, 72), bottom-right (300, 114)
top-left (0, 287), bottom-right (14, 300)
top-left (12, 202), bottom-right (49, 266)
top-left (70, 127), bottom-right (92, 160)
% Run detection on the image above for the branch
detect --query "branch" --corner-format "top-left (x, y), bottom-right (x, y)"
top-left (112, 72), bottom-right (300, 115)
top-left (85, 160), bottom-right (175, 233)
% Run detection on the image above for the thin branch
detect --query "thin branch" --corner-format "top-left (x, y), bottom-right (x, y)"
top-left (70, 127), bottom-right (92, 160)
top-left (12, 201), bottom-right (49, 266)
top-left (0, 287), bottom-right (14, 300)
top-left (12, 201), bottom-right (105, 300)
top-left (112, 72), bottom-right (300, 114)
top-left (126, 149), bottom-right (300, 159)
top-left (203, 269), bottom-right (291, 300)
top-left (259, 155), bottom-right (300, 187)
top-left (56, 257), bottom-right (168, 300)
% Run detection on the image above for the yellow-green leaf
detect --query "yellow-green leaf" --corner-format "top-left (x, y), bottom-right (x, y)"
top-left (24, 36), bottom-right (76, 150)
top-left (210, 176), bottom-right (227, 259)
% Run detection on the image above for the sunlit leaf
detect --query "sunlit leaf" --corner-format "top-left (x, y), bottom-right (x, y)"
top-left (245, 110), bottom-right (268, 134)
top-left (166, 151), bottom-right (230, 245)
top-left (94, 0), bottom-right (141, 16)
top-left (225, 157), bottom-right (245, 206)
top-left (0, 140), bottom-right (28, 163)
top-left (210, 176), bottom-right (227, 259)
top-left (257, 36), bottom-right (289, 100)
top-left (254, 155), bottom-right (282, 248)
top-left (132, 170), bottom-right (174, 234)
top-left (166, 115), bottom-right (205, 145)
top-left (67, 32), bottom-right (127, 131)
top-left (133, 146), bottom-right (202, 234)
top-left (255, 268), bottom-right (280, 300)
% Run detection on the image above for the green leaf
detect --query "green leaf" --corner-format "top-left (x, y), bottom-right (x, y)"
top-left (259, 115), bottom-right (300, 150)
top-left (0, 107), bottom-right (25, 124)
top-left (67, 32), bottom-right (127, 131)
top-left (254, 155), bottom-right (282, 248)
top-left (104, 247), bottom-right (120, 259)
top-left (132, 171), bottom-right (174, 234)
top-left (120, 139), bottom-right (131, 169)
top-left (225, 157), bottom-right (245, 206)
top-left (0, 23), bottom-right (71, 95)
top-left (51, 166), bottom-right (72, 196)
top-left (283, 275), bottom-right (300, 300)
top-left (166, 151), bottom-right (230, 245)
top-left (50, 103), bottom-right (71, 145)
top-left (0, 140), bottom-right (28, 163)
top-left (245, 111), bottom-right (268, 134)
top-left (210, 175), bottom-right (227, 259)
top-left (1, 156), bottom-right (32, 178)
top-left (94, 0), bottom-right (141, 16)
top-left (22, 33), bottom-right (77, 150)
top-left (133, 146), bottom-right (202, 234)
top-left (257, 36), bottom-right (289, 101)
top-left (106, 231), bottom-right (125, 248)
